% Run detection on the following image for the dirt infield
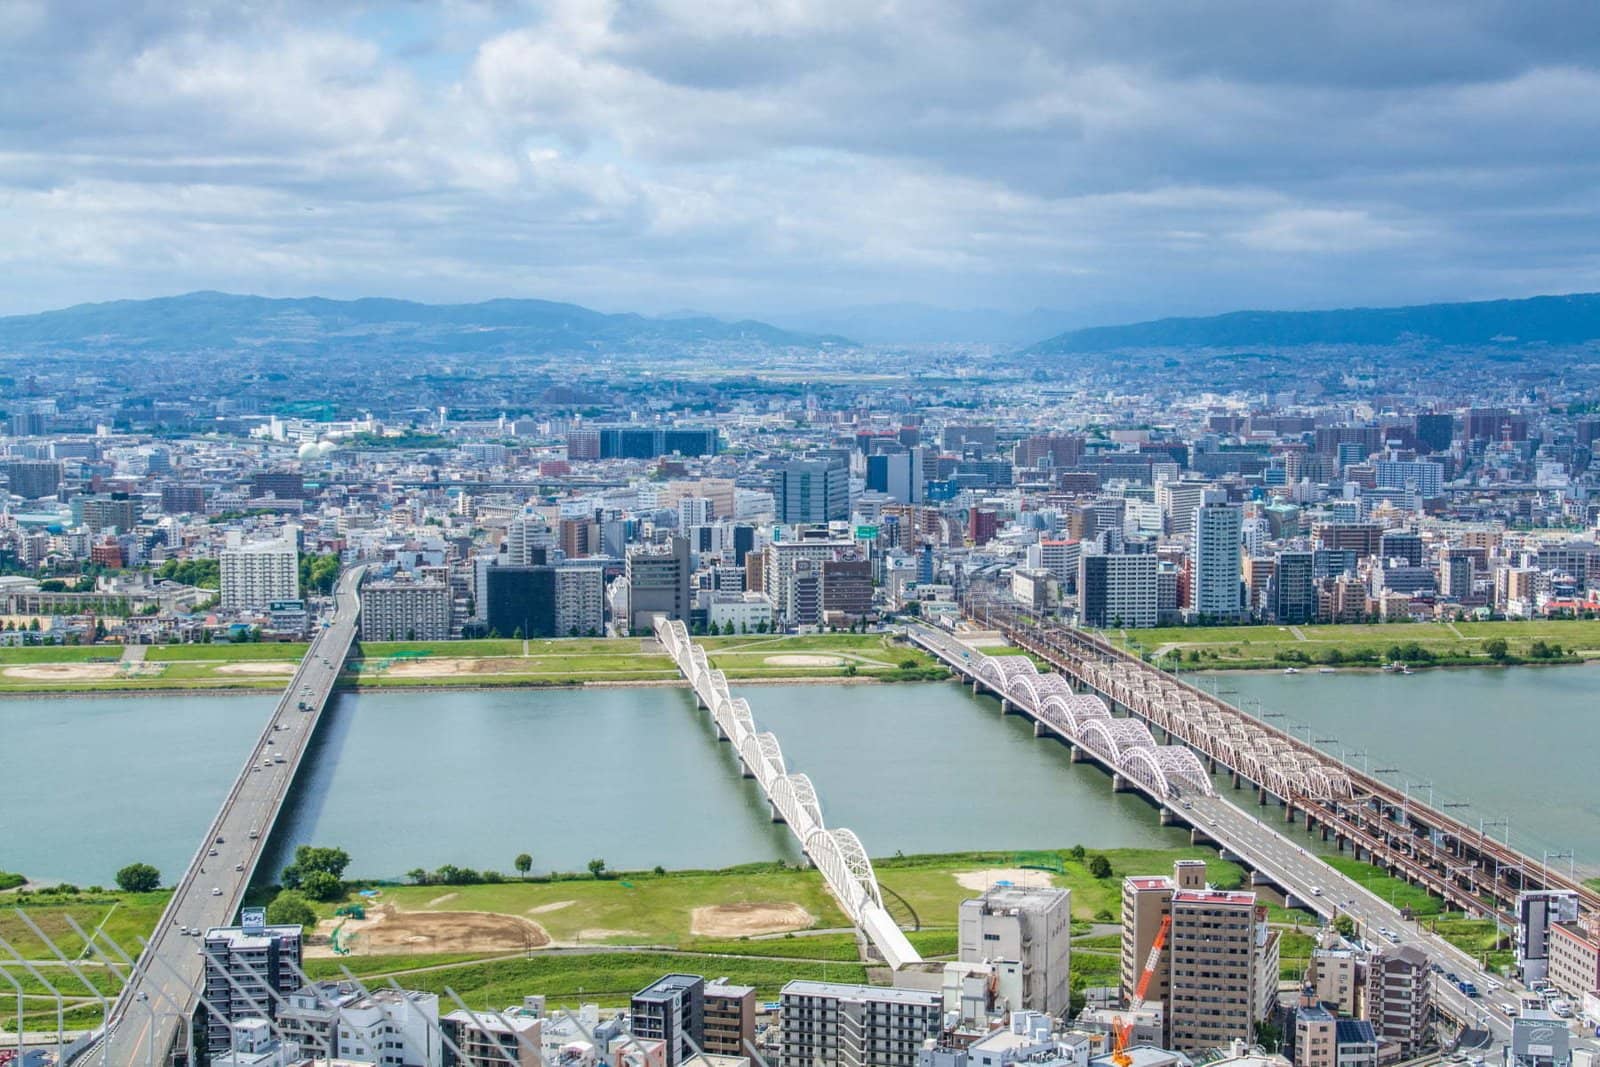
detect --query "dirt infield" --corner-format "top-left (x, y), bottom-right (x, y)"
top-left (2, 663), bottom-right (161, 680)
top-left (214, 662), bottom-right (297, 675)
top-left (761, 654), bottom-right (846, 667)
top-left (953, 868), bottom-right (1056, 893)
top-left (306, 904), bottom-right (550, 957)
top-left (690, 902), bottom-right (814, 937)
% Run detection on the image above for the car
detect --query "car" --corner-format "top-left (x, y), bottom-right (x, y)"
top-left (1485, 980), bottom-right (1501, 993)
top-left (235, 863), bottom-right (244, 872)
top-left (1445, 972), bottom-right (1460, 984)
top-left (1311, 886), bottom-right (1323, 896)
top-left (211, 887), bottom-right (222, 896)
top-left (248, 828), bottom-right (259, 839)
top-left (208, 848), bottom-right (218, 856)
top-left (215, 836), bottom-right (225, 844)
top-left (179, 926), bottom-right (189, 935)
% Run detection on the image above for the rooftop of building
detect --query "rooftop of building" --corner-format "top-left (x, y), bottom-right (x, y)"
top-left (1172, 889), bottom-right (1255, 906)
top-left (969, 884), bottom-right (1071, 910)
top-left (781, 980), bottom-right (941, 1004)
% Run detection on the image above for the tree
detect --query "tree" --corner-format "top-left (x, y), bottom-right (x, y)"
top-left (115, 862), bottom-right (161, 893)
top-left (587, 858), bottom-right (607, 879)
top-left (266, 890), bottom-right (317, 928)
top-left (1484, 638), bottom-right (1509, 661)
top-left (1086, 854), bottom-right (1113, 879)
top-left (1068, 844), bottom-right (1087, 861)
top-left (300, 870), bottom-right (343, 902)
top-left (1333, 914), bottom-right (1356, 939)
top-left (514, 853), bottom-right (533, 877)
top-left (406, 868), bottom-right (428, 885)
top-left (282, 844), bottom-right (350, 890)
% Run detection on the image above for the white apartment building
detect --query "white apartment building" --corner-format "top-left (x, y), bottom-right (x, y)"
top-left (1191, 503), bottom-right (1243, 621)
top-left (779, 981), bottom-right (941, 1067)
top-left (555, 564), bottom-right (606, 636)
top-left (278, 983), bottom-right (441, 1066)
top-left (220, 537), bottom-right (299, 610)
top-left (360, 580), bottom-right (452, 642)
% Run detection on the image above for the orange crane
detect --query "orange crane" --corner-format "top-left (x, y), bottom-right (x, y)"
top-left (1112, 913), bottom-right (1171, 1067)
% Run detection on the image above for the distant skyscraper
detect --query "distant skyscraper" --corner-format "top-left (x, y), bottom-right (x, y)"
top-left (1191, 503), bottom-right (1243, 621)
top-left (777, 456), bottom-right (849, 524)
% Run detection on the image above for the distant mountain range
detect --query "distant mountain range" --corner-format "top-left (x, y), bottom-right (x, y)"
top-left (0, 291), bottom-right (846, 355)
top-left (760, 303), bottom-right (1087, 346)
top-left (1027, 292), bottom-right (1600, 354)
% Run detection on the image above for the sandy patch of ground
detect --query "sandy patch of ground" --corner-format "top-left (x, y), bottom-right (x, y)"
top-left (953, 869), bottom-right (1056, 893)
top-left (214, 662), bottom-right (297, 675)
top-left (381, 657), bottom-right (491, 677)
top-left (762, 654), bottom-right (845, 667)
top-left (426, 892), bottom-right (459, 907)
top-left (690, 902), bottom-right (815, 937)
top-left (529, 900), bottom-right (575, 914)
top-left (5, 663), bottom-right (122, 680)
top-left (305, 904), bottom-right (549, 957)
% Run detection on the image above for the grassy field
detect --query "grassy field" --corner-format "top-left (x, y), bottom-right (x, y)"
top-left (0, 633), bottom-right (947, 694)
top-left (1106, 617), bottom-right (1600, 669)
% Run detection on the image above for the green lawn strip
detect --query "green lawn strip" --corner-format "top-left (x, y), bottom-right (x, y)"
top-left (0, 646), bottom-right (122, 664)
top-left (686, 934), bottom-right (864, 961)
top-left (906, 929), bottom-right (958, 957)
top-left (1073, 933), bottom-right (1122, 950)
top-left (305, 953), bottom-right (867, 1009)
top-left (370, 870), bottom-right (849, 946)
top-left (0, 892), bottom-right (170, 960)
top-left (361, 640), bottom-right (527, 658)
top-left (146, 643), bottom-right (310, 662)
top-left (873, 847), bottom-right (1242, 925)
top-left (0, 963), bottom-right (123, 997)
top-left (1322, 857), bottom-right (1443, 916)
top-left (5, 1002), bottom-right (109, 1032)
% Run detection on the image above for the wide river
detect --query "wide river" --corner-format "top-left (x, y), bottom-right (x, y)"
top-left (2, 682), bottom-right (1186, 886)
top-left (1223, 665), bottom-right (1600, 876)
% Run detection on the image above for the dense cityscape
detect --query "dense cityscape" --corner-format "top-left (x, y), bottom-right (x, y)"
top-left (7, 4), bottom-right (1600, 1067)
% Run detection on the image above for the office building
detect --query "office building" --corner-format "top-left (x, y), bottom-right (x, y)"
top-left (778, 981), bottom-right (941, 1067)
top-left (865, 452), bottom-right (924, 504)
top-left (703, 982), bottom-right (755, 1059)
top-left (626, 536), bottom-right (692, 631)
top-left (958, 885), bottom-right (1073, 1017)
top-left (566, 429), bottom-right (601, 461)
top-left (632, 974), bottom-right (705, 1067)
top-left (1158, 482), bottom-right (1213, 537)
top-left (1414, 413), bottom-right (1454, 453)
top-left (161, 484), bottom-right (208, 514)
top-left (1547, 921), bottom-right (1600, 1001)
top-left (361, 580), bottom-right (452, 641)
top-left (1269, 550), bottom-right (1316, 624)
top-left (250, 472), bottom-right (307, 500)
top-left (278, 982), bottom-right (441, 1065)
top-left (1506, 1012), bottom-right (1571, 1067)
top-left (821, 557), bottom-right (873, 620)
top-left (778, 457), bottom-right (850, 524)
top-left (221, 537), bottom-right (300, 610)
top-left (1374, 460), bottom-right (1444, 499)
top-left (77, 493), bottom-right (141, 533)
top-left (596, 426), bottom-right (719, 460)
top-left (1517, 891), bottom-right (1581, 984)
top-left (3, 459), bottom-right (62, 500)
top-left (1191, 503), bottom-right (1243, 621)
top-left (441, 1007), bottom-right (542, 1067)
top-left (1079, 552), bottom-right (1158, 628)
top-left (202, 913), bottom-right (303, 1056)
top-left (560, 517), bottom-right (601, 559)
top-left (486, 565), bottom-right (558, 638)
top-left (1364, 945), bottom-right (1429, 1058)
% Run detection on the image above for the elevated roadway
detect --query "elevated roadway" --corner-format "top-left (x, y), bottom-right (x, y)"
top-left (92, 565), bottom-right (367, 1065)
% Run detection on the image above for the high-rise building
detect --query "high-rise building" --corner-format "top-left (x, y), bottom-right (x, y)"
top-left (778, 981), bottom-right (941, 1067)
top-left (250, 472), bottom-right (307, 500)
top-left (864, 452), bottom-right (924, 504)
top-left (1374, 460), bottom-right (1444, 499)
top-left (1364, 945), bottom-right (1430, 1058)
top-left (555, 564), bottom-right (606, 636)
top-left (220, 537), bottom-right (299, 610)
top-left (361, 579), bottom-right (452, 641)
top-left (3, 459), bottom-right (62, 500)
top-left (1414, 412), bottom-right (1455, 453)
top-left (1121, 861), bottom-right (1277, 1053)
top-left (486, 565), bottom-right (558, 638)
top-left (778, 457), bottom-right (850, 525)
top-left (1191, 503), bottom-right (1243, 621)
top-left (632, 974), bottom-right (704, 1067)
top-left (1517, 891), bottom-right (1581, 984)
top-left (77, 493), bottom-right (141, 533)
top-left (1079, 552), bottom-right (1158, 628)
top-left (202, 913), bottom-right (303, 1056)
top-left (1270, 550), bottom-right (1316, 624)
top-left (958, 885), bottom-right (1073, 1017)
top-left (160, 484), bottom-right (208, 514)
top-left (559, 517), bottom-right (599, 559)
top-left (626, 536), bottom-right (692, 631)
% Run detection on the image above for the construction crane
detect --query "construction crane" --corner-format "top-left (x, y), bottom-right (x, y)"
top-left (1112, 913), bottom-right (1171, 1067)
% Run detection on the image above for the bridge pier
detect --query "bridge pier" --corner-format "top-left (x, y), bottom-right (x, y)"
top-left (769, 801), bottom-right (785, 824)
top-left (1033, 719), bottom-right (1048, 738)
top-left (1111, 773), bottom-right (1133, 793)
top-left (1191, 826), bottom-right (1218, 847)
top-left (1069, 744), bottom-right (1088, 763)
top-left (1258, 785), bottom-right (1269, 805)
top-left (972, 679), bottom-right (982, 696)
top-left (1284, 802), bottom-right (1295, 825)
top-left (1159, 806), bottom-right (1180, 826)
top-left (999, 697), bottom-right (1011, 715)
top-left (739, 759), bottom-right (754, 780)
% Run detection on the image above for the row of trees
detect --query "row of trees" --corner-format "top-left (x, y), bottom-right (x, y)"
top-left (281, 845), bottom-right (351, 901)
top-left (405, 856), bottom-right (611, 885)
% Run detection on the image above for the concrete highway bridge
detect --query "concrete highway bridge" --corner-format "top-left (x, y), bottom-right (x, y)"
top-left (653, 618), bottom-right (923, 970)
top-left (85, 566), bottom-right (368, 1066)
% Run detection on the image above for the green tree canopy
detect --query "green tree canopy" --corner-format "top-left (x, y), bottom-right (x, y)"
top-left (299, 870), bottom-right (344, 902)
top-left (115, 862), bottom-right (161, 893)
top-left (1086, 854), bottom-right (1113, 879)
top-left (266, 889), bottom-right (317, 928)
top-left (514, 853), bottom-right (533, 876)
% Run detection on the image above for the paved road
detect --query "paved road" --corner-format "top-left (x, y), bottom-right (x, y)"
top-left (94, 567), bottom-right (365, 1066)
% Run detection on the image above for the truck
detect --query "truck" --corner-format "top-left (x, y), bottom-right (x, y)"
top-left (1458, 980), bottom-right (1479, 998)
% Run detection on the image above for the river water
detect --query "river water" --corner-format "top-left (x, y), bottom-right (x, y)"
top-left (1220, 666), bottom-right (1600, 875)
top-left (1, 682), bottom-right (1185, 886)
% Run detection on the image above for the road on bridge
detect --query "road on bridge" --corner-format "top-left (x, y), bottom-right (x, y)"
top-left (97, 566), bottom-right (366, 1066)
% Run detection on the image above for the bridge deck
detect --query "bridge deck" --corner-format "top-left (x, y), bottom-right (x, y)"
top-left (96, 566), bottom-right (366, 1065)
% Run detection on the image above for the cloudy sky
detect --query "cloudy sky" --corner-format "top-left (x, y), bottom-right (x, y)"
top-left (4, 0), bottom-right (1600, 326)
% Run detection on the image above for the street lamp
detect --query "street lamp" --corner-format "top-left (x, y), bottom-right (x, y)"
top-left (1542, 849), bottom-right (1575, 885)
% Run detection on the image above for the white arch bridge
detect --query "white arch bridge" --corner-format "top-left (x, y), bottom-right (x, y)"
top-left (908, 624), bottom-right (1218, 805)
top-left (654, 618), bottom-right (921, 970)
